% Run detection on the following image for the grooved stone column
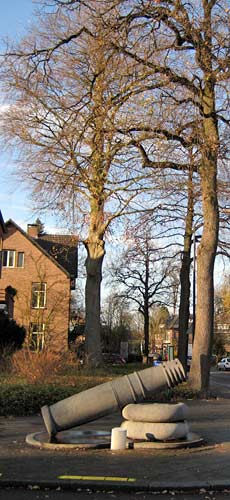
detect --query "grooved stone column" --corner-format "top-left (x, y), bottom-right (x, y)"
top-left (41, 359), bottom-right (185, 439)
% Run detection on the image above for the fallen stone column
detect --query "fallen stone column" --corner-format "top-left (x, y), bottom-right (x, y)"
top-left (41, 358), bottom-right (185, 440)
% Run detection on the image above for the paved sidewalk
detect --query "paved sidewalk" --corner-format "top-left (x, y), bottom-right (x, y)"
top-left (1, 397), bottom-right (230, 492)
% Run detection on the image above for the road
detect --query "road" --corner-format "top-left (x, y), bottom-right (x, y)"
top-left (210, 370), bottom-right (230, 397)
top-left (1, 488), bottom-right (230, 500)
top-left (1, 370), bottom-right (230, 500)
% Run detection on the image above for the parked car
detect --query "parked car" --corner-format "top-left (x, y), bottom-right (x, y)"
top-left (152, 355), bottom-right (163, 367)
top-left (217, 358), bottom-right (230, 371)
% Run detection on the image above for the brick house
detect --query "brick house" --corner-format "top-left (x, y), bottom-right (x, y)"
top-left (0, 220), bottom-right (78, 352)
top-left (0, 210), bottom-right (6, 272)
top-left (0, 211), bottom-right (14, 317)
top-left (152, 315), bottom-right (193, 358)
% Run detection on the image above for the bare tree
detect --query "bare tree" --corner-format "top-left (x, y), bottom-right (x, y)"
top-left (53, 0), bottom-right (229, 384)
top-left (112, 0), bottom-right (230, 392)
top-left (101, 292), bottom-right (131, 353)
top-left (1, 0), bottom-right (229, 386)
top-left (111, 225), bottom-right (179, 357)
top-left (0, 3), bottom-right (151, 365)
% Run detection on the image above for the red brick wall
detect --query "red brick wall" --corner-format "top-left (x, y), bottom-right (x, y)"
top-left (0, 221), bottom-right (4, 278)
top-left (0, 224), bottom-right (71, 352)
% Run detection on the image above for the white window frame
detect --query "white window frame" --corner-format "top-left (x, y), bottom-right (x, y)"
top-left (2, 250), bottom-right (16, 268)
top-left (31, 282), bottom-right (47, 309)
top-left (30, 323), bottom-right (46, 351)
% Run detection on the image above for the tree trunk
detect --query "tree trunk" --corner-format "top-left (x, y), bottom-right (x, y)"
top-left (84, 199), bottom-right (106, 366)
top-left (189, 171), bottom-right (218, 392)
top-left (189, 81), bottom-right (219, 392)
top-left (178, 249), bottom-right (191, 370)
top-left (189, 1), bottom-right (220, 392)
top-left (84, 239), bottom-right (105, 365)
top-left (178, 170), bottom-right (194, 371)
top-left (143, 304), bottom-right (149, 358)
top-left (143, 249), bottom-right (150, 357)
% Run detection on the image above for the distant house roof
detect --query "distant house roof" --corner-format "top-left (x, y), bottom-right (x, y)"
top-left (160, 315), bottom-right (193, 334)
top-left (165, 316), bottom-right (179, 329)
top-left (4, 220), bottom-right (78, 279)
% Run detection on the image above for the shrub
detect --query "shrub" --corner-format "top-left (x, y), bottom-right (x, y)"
top-left (0, 383), bottom-right (77, 416)
top-left (0, 316), bottom-right (26, 357)
top-left (12, 348), bottom-right (68, 384)
top-left (0, 346), bottom-right (15, 373)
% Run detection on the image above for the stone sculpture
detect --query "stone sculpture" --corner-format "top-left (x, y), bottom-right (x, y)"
top-left (41, 358), bottom-right (186, 441)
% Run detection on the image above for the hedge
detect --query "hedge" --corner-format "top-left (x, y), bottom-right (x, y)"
top-left (0, 384), bottom-right (78, 416)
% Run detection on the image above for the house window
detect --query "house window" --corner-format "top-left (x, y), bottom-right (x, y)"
top-left (31, 282), bottom-right (47, 309)
top-left (30, 323), bottom-right (45, 351)
top-left (2, 250), bottom-right (24, 268)
top-left (17, 252), bottom-right (24, 268)
top-left (2, 250), bottom-right (16, 267)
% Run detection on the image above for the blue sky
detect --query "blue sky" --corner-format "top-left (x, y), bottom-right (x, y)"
top-left (0, 0), bottom-right (60, 231)
top-left (0, 0), bottom-right (35, 39)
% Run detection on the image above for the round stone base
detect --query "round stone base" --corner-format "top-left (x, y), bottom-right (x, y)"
top-left (26, 430), bottom-right (111, 450)
top-left (131, 432), bottom-right (205, 449)
top-left (26, 430), bottom-right (205, 451)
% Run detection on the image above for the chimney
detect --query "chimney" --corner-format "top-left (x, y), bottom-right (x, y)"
top-left (27, 224), bottom-right (39, 239)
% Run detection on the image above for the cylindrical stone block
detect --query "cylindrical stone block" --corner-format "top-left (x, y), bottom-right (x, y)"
top-left (122, 402), bottom-right (189, 423)
top-left (111, 428), bottom-right (127, 450)
top-left (120, 420), bottom-right (190, 441)
top-left (41, 359), bottom-right (186, 439)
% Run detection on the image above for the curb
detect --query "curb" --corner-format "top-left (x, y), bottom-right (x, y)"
top-left (1, 479), bottom-right (230, 493)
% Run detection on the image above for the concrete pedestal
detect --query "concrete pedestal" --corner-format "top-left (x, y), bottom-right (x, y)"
top-left (121, 420), bottom-right (190, 441)
top-left (122, 402), bottom-right (189, 423)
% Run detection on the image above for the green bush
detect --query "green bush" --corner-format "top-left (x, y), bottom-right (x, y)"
top-left (0, 384), bottom-right (77, 416)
